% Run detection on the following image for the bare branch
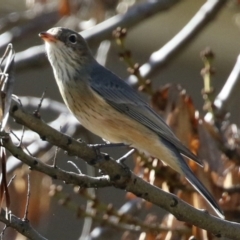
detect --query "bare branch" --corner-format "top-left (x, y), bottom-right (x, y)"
top-left (128, 0), bottom-right (226, 83)
top-left (0, 43), bottom-right (15, 131)
top-left (0, 209), bottom-right (47, 240)
top-left (23, 174), bottom-right (30, 221)
top-left (33, 90), bottom-right (47, 118)
top-left (2, 132), bottom-right (111, 188)
top-left (7, 101), bottom-right (240, 239)
top-left (214, 54), bottom-right (240, 116)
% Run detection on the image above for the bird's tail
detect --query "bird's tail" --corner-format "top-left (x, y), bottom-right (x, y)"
top-left (179, 154), bottom-right (224, 219)
top-left (161, 137), bottom-right (224, 218)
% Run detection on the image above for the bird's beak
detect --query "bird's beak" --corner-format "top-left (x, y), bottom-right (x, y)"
top-left (39, 32), bottom-right (57, 43)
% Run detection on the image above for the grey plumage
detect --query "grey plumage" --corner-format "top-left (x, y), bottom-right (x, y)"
top-left (161, 138), bottom-right (223, 218)
top-left (89, 61), bottom-right (202, 165)
top-left (89, 61), bottom-right (223, 218)
top-left (40, 27), bottom-right (224, 218)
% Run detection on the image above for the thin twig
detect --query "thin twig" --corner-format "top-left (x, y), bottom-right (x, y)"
top-left (67, 161), bottom-right (82, 174)
top-left (23, 174), bottom-right (30, 221)
top-left (7, 175), bottom-right (16, 187)
top-left (52, 125), bottom-right (62, 168)
top-left (79, 167), bottom-right (96, 240)
top-left (19, 96), bottom-right (67, 113)
top-left (0, 43), bottom-right (15, 131)
top-left (0, 147), bottom-right (10, 212)
top-left (33, 90), bottom-right (46, 118)
top-left (10, 130), bottom-right (32, 156)
top-left (52, 146), bottom-right (59, 168)
top-left (17, 126), bottom-right (25, 147)
top-left (0, 44), bottom-right (13, 68)
top-left (117, 149), bottom-right (135, 164)
top-left (0, 225), bottom-right (7, 239)
top-left (0, 209), bottom-right (47, 240)
top-left (11, 95), bottom-right (22, 107)
top-left (79, 129), bottom-right (97, 240)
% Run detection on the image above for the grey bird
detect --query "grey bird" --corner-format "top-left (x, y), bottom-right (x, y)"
top-left (39, 27), bottom-right (224, 218)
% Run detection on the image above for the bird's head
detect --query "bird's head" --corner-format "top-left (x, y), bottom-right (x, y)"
top-left (39, 27), bottom-right (93, 80)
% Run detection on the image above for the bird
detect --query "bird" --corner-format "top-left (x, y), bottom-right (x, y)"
top-left (39, 27), bottom-right (224, 218)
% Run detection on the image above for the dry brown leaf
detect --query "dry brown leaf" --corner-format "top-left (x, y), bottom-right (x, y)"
top-left (151, 84), bottom-right (199, 155)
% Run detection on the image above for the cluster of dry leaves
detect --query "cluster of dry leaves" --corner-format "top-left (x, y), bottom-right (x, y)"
top-left (130, 83), bottom-right (240, 239)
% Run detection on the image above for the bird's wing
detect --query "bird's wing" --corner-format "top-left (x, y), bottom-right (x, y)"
top-left (89, 63), bottom-right (202, 166)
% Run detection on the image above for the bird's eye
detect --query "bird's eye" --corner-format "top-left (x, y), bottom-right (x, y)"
top-left (68, 34), bottom-right (77, 44)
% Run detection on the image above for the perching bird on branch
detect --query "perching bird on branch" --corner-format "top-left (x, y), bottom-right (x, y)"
top-left (39, 27), bottom-right (223, 218)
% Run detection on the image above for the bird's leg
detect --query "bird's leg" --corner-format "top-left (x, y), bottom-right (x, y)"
top-left (88, 143), bottom-right (133, 170)
top-left (88, 142), bottom-right (128, 167)
top-left (116, 149), bottom-right (135, 168)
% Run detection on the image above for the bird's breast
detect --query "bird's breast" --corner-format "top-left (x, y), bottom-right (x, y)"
top-left (55, 78), bottom-right (182, 173)
top-left (55, 78), bottom-right (146, 143)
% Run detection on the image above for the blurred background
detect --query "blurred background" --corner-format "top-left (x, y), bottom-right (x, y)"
top-left (1, 0), bottom-right (240, 239)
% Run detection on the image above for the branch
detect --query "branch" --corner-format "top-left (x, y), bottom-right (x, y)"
top-left (127, 0), bottom-right (226, 83)
top-left (2, 132), bottom-right (111, 188)
top-left (9, 103), bottom-right (131, 187)
top-left (0, 209), bottom-right (47, 240)
top-left (7, 101), bottom-right (240, 239)
top-left (14, 0), bottom-right (181, 72)
top-left (214, 54), bottom-right (240, 116)
top-left (7, 110), bottom-right (80, 173)
top-left (81, 0), bottom-right (181, 46)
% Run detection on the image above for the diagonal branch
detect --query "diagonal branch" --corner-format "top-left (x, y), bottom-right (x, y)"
top-left (1, 132), bottom-right (111, 188)
top-left (128, 0), bottom-right (226, 83)
top-left (0, 209), bottom-right (47, 240)
top-left (9, 103), bottom-right (131, 187)
top-left (6, 101), bottom-right (240, 239)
